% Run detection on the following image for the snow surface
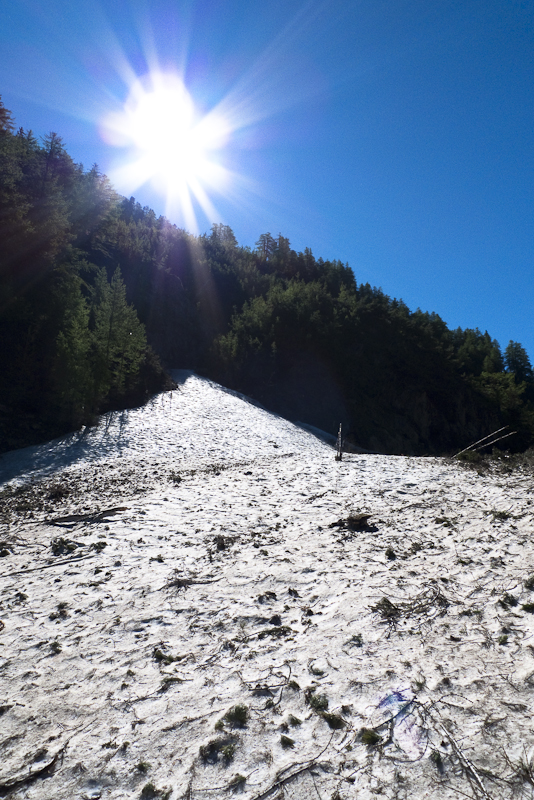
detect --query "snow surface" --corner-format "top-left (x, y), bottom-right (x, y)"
top-left (1, 370), bottom-right (534, 799)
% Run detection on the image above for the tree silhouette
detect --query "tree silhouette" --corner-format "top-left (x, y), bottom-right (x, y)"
top-left (255, 232), bottom-right (276, 260)
top-left (0, 96), bottom-right (14, 133)
top-left (91, 268), bottom-right (147, 408)
top-left (210, 223), bottom-right (237, 247)
top-left (504, 340), bottom-right (533, 383)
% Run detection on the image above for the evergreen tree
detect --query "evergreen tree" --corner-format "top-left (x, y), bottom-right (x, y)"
top-left (0, 96), bottom-right (14, 133)
top-left (504, 340), bottom-right (533, 383)
top-left (52, 265), bottom-right (91, 423)
top-left (454, 329), bottom-right (503, 376)
top-left (255, 232), bottom-right (276, 260)
top-left (91, 268), bottom-right (147, 408)
top-left (210, 223), bottom-right (237, 247)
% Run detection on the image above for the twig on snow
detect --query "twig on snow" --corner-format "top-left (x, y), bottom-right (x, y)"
top-left (4, 552), bottom-right (94, 578)
top-left (249, 732), bottom-right (336, 800)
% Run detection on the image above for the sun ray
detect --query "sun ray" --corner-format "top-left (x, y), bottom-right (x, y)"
top-left (186, 176), bottom-right (220, 225)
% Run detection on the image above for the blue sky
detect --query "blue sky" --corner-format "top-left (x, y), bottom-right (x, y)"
top-left (1, 0), bottom-right (533, 361)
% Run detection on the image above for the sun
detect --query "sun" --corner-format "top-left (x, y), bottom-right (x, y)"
top-left (102, 73), bottom-right (231, 229)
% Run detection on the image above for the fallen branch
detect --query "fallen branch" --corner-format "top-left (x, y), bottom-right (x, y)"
top-left (476, 430), bottom-right (517, 450)
top-left (165, 572), bottom-right (221, 593)
top-left (250, 733), bottom-right (335, 800)
top-left (453, 427), bottom-right (515, 458)
top-left (436, 721), bottom-right (495, 799)
top-left (4, 553), bottom-right (94, 578)
top-left (47, 506), bottom-right (128, 526)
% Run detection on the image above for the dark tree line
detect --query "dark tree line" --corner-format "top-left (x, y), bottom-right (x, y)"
top-left (0, 98), bottom-right (171, 450)
top-left (1, 95), bottom-right (533, 454)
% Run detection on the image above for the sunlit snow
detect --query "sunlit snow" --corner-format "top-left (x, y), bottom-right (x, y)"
top-left (1, 372), bottom-right (534, 799)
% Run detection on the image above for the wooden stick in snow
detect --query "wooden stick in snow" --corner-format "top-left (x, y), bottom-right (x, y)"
top-left (475, 430), bottom-right (517, 450)
top-left (453, 426), bottom-right (509, 458)
top-left (335, 423), bottom-right (343, 461)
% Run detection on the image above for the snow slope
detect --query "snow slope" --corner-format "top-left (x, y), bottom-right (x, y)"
top-left (1, 371), bottom-right (534, 800)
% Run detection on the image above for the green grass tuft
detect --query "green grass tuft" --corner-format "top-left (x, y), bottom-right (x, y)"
top-left (361, 728), bottom-right (381, 746)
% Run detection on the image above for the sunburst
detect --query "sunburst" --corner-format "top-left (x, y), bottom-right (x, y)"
top-left (102, 72), bottom-right (231, 230)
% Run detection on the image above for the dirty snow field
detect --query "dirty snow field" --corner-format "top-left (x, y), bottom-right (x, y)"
top-left (2, 371), bottom-right (534, 800)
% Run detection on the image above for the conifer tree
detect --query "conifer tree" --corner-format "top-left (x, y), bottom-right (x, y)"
top-left (52, 267), bottom-right (91, 423)
top-left (504, 340), bottom-right (533, 384)
top-left (210, 223), bottom-right (237, 247)
top-left (0, 96), bottom-right (14, 133)
top-left (255, 232), bottom-right (276, 260)
top-left (91, 267), bottom-right (147, 408)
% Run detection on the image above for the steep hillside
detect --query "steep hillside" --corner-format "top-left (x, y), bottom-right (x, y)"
top-left (2, 99), bottom-right (533, 454)
top-left (2, 373), bottom-right (534, 800)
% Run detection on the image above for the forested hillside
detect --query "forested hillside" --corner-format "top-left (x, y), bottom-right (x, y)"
top-left (1, 96), bottom-right (533, 454)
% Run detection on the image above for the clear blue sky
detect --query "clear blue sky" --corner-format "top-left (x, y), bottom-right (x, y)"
top-left (1, 0), bottom-right (533, 360)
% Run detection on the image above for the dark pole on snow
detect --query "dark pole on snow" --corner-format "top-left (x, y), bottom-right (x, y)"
top-left (335, 423), bottom-right (343, 461)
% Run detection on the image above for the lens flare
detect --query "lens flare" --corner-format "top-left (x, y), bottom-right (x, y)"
top-left (102, 73), bottom-right (232, 230)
